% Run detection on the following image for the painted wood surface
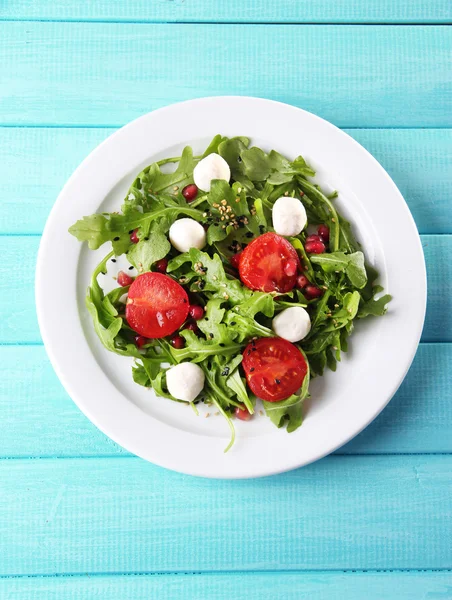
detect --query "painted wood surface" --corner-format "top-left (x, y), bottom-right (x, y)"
top-left (3, 0), bottom-right (451, 24)
top-left (2, 127), bottom-right (451, 235)
top-left (1, 343), bottom-right (451, 458)
top-left (0, 456), bottom-right (451, 575)
top-left (1, 24), bottom-right (451, 128)
top-left (1, 572), bottom-right (452, 600)
top-left (0, 234), bottom-right (446, 343)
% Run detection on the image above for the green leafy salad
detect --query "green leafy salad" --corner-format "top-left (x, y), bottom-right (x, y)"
top-left (69, 135), bottom-right (391, 450)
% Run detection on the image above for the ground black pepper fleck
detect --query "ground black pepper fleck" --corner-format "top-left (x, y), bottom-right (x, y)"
top-left (246, 232), bottom-right (253, 238)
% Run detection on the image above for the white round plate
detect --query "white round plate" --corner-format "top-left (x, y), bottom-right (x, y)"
top-left (36, 97), bottom-right (426, 479)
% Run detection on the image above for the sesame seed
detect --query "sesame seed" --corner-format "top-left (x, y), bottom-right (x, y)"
top-left (235, 198), bottom-right (240, 203)
top-left (128, 266), bottom-right (134, 271)
top-left (205, 413), bottom-right (210, 418)
top-left (221, 216), bottom-right (225, 221)
top-left (322, 285), bottom-right (328, 290)
top-left (275, 378), bottom-right (281, 384)
top-left (331, 218), bottom-right (336, 223)
top-left (221, 199), bottom-right (227, 206)
top-left (259, 410), bottom-right (264, 416)
top-left (237, 187), bottom-right (242, 193)
top-left (111, 258), bottom-right (116, 263)
top-left (284, 191), bottom-right (289, 196)
top-left (332, 346), bottom-right (338, 351)
top-left (213, 203), bottom-right (219, 208)
top-left (203, 212), bottom-right (207, 217)
top-left (173, 186), bottom-right (179, 191)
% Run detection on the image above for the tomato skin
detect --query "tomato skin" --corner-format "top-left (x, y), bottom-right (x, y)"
top-left (238, 232), bottom-right (300, 293)
top-left (242, 337), bottom-right (307, 402)
top-left (126, 272), bottom-right (189, 339)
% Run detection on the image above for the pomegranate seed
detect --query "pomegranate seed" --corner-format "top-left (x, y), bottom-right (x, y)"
top-left (170, 335), bottom-right (185, 349)
top-left (283, 259), bottom-right (298, 277)
top-left (235, 406), bottom-right (252, 421)
top-left (230, 252), bottom-right (242, 269)
top-left (305, 239), bottom-right (326, 254)
top-left (184, 321), bottom-right (199, 335)
top-left (154, 258), bottom-right (168, 273)
top-left (130, 229), bottom-right (139, 244)
top-left (297, 274), bottom-right (309, 289)
top-left (134, 335), bottom-right (148, 348)
top-left (117, 271), bottom-right (134, 287)
top-left (318, 224), bottom-right (330, 242)
top-left (182, 184), bottom-right (198, 202)
top-left (189, 304), bottom-right (204, 320)
top-left (305, 234), bottom-right (322, 243)
top-left (304, 285), bottom-right (324, 299)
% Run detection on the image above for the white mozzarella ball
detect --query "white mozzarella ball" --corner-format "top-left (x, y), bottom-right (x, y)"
top-left (272, 196), bottom-right (307, 237)
top-left (193, 153), bottom-right (231, 192)
top-left (166, 362), bottom-right (205, 402)
top-left (169, 218), bottom-right (206, 253)
top-left (272, 306), bottom-right (311, 343)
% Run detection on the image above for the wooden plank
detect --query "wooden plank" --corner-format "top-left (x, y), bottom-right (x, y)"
top-left (2, 0), bottom-right (451, 24)
top-left (0, 455), bottom-right (450, 574)
top-left (1, 23), bottom-right (450, 127)
top-left (0, 235), bottom-right (447, 343)
top-left (1, 572), bottom-right (451, 600)
top-left (2, 127), bottom-right (451, 235)
top-left (1, 343), bottom-right (451, 458)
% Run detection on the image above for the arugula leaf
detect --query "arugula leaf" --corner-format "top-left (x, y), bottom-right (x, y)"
top-left (311, 251), bottom-right (367, 289)
top-left (127, 233), bottom-right (170, 273)
top-left (358, 288), bottom-right (392, 318)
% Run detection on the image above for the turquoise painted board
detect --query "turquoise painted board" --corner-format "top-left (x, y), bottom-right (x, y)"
top-left (1, 24), bottom-right (451, 127)
top-left (0, 456), bottom-right (451, 574)
top-left (3, 0), bottom-right (451, 23)
top-left (1, 344), bottom-right (451, 458)
top-left (1, 572), bottom-right (451, 600)
top-left (0, 235), bottom-right (445, 343)
top-left (1, 128), bottom-right (451, 234)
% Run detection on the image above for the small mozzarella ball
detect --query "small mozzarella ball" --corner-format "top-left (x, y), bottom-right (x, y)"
top-left (166, 362), bottom-right (205, 402)
top-left (193, 153), bottom-right (231, 192)
top-left (272, 196), bottom-right (307, 237)
top-left (272, 306), bottom-right (311, 343)
top-left (169, 218), bottom-right (206, 253)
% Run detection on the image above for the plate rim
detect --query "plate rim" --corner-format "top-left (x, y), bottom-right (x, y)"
top-left (36, 96), bottom-right (427, 478)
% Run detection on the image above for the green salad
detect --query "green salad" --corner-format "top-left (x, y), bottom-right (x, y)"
top-left (69, 135), bottom-right (391, 450)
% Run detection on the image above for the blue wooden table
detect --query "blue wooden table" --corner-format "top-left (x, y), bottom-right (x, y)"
top-left (1, 2), bottom-right (451, 597)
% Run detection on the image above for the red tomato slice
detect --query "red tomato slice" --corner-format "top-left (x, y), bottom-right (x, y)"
top-left (238, 232), bottom-right (300, 293)
top-left (126, 272), bottom-right (189, 339)
top-left (242, 337), bottom-right (307, 402)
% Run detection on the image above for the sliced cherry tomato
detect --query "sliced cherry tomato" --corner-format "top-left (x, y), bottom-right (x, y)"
top-left (126, 272), bottom-right (189, 339)
top-left (238, 232), bottom-right (300, 293)
top-left (242, 337), bottom-right (307, 402)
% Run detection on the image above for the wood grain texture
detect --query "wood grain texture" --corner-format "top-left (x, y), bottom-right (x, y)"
top-left (1, 572), bottom-right (451, 599)
top-left (2, 127), bottom-right (451, 234)
top-left (1, 23), bottom-right (451, 127)
top-left (1, 343), bottom-right (451, 458)
top-left (0, 456), bottom-right (451, 574)
top-left (2, 0), bottom-right (451, 24)
top-left (0, 234), bottom-right (445, 343)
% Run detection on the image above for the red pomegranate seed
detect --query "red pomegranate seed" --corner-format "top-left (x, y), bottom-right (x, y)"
top-left (117, 271), bottom-right (134, 287)
top-left (189, 304), bottom-right (204, 320)
top-left (297, 274), bottom-right (309, 289)
top-left (182, 184), bottom-right (198, 202)
top-left (154, 258), bottom-right (168, 273)
top-left (235, 405), bottom-right (252, 421)
top-left (283, 259), bottom-right (298, 277)
top-left (184, 321), bottom-right (199, 334)
top-left (305, 239), bottom-right (326, 254)
top-left (305, 234), bottom-right (322, 243)
top-left (170, 335), bottom-right (185, 349)
top-left (134, 335), bottom-right (148, 348)
top-left (304, 285), bottom-right (324, 299)
top-left (318, 224), bottom-right (330, 242)
top-left (230, 252), bottom-right (242, 269)
top-left (130, 229), bottom-right (139, 244)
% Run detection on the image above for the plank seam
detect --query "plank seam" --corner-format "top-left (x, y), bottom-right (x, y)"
top-left (1, 568), bottom-right (451, 580)
top-left (0, 19), bottom-right (451, 25)
top-left (0, 452), bottom-right (451, 461)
